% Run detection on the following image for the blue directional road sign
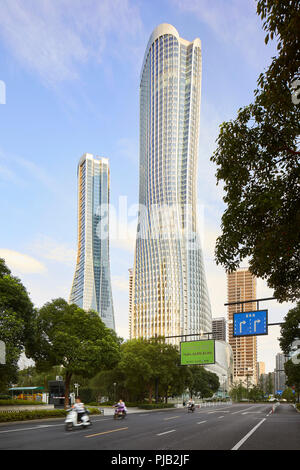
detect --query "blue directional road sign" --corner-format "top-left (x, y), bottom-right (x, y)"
top-left (233, 310), bottom-right (268, 337)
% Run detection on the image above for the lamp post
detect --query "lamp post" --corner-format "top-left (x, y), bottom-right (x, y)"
top-left (74, 383), bottom-right (80, 398)
top-left (113, 383), bottom-right (117, 403)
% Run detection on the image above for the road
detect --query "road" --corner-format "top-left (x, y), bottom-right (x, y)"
top-left (0, 403), bottom-right (299, 451)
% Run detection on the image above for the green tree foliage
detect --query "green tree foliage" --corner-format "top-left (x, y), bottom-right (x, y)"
top-left (89, 338), bottom-right (220, 403)
top-left (279, 302), bottom-right (300, 402)
top-left (0, 258), bottom-right (35, 391)
top-left (281, 387), bottom-right (295, 402)
top-left (284, 360), bottom-right (300, 403)
top-left (29, 298), bottom-right (120, 408)
top-left (185, 365), bottom-right (220, 399)
top-left (279, 302), bottom-right (300, 354)
top-left (229, 381), bottom-right (248, 402)
top-left (211, 0), bottom-right (300, 302)
top-left (248, 385), bottom-right (264, 402)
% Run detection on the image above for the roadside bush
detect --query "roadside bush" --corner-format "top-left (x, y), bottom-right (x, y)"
top-left (0, 400), bottom-right (46, 406)
top-left (0, 407), bottom-right (101, 422)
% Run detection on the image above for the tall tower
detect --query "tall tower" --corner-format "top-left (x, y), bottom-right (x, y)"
top-left (70, 153), bottom-right (115, 330)
top-left (227, 268), bottom-right (257, 385)
top-left (131, 24), bottom-right (212, 342)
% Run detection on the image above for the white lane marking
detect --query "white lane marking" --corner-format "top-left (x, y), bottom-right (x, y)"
top-left (0, 425), bottom-right (53, 434)
top-left (218, 416), bottom-right (224, 419)
top-left (0, 417), bottom-right (112, 434)
top-left (231, 418), bottom-right (266, 450)
top-left (197, 421), bottom-right (207, 424)
top-left (231, 406), bottom-right (258, 415)
top-left (164, 416), bottom-right (180, 421)
top-left (157, 430), bottom-right (176, 436)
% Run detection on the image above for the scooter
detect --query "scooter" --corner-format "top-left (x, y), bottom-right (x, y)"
top-left (65, 408), bottom-right (92, 431)
top-left (113, 408), bottom-right (126, 420)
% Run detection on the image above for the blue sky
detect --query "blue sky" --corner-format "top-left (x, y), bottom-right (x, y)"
top-left (0, 0), bottom-right (294, 372)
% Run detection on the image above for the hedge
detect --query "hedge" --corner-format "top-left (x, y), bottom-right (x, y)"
top-left (0, 407), bottom-right (101, 423)
top-left (0, 400), bottom-right (46, 406)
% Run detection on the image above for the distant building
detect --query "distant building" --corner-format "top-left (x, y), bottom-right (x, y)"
top-left (69, 153), bottom-right (115, 330)
top-left (227, 268), bottom-right (257, 386)
top-left (256, 361), bottom-right (265, 383)
top-left (274, 353), bottom-right (288, 393)
top-left (212, 317), bottom-right (226, 342)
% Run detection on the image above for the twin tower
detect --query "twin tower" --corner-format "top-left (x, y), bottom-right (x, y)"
top-left (70, 24), bottom-right (212, 340)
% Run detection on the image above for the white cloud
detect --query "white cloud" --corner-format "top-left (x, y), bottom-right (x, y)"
top-left (0, 249), bottom-right (46, 275)
top-left (112, 275), bottom-right (129, 292)
top-left (29, 235), bottom-right (76, 266)
top-left (0, 0), bottom-right (143, 86)
top-left (170, 0), bottom-right (276, 68)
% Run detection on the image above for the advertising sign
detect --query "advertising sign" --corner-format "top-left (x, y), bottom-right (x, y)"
top-left (180, 339), bottom-right (215, 365)
top-left (233, 310), bottom-right (268, 337)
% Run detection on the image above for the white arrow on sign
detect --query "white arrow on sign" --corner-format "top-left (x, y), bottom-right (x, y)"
top-left (239, 321), bottom-right (246, 333)
top-left (254, 319), bottom-right (261, 332)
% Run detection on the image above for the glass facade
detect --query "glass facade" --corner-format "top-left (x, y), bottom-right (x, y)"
top-left (131, 24), bottom-right (212, 342)
top-left (69, 153), bottom-right (115, 330)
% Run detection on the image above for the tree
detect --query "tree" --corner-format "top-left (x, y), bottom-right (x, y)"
top-left (29, 298), bottom-right (120, 408)
top-left (248, 385), bottom-right (264, 402)
top-left (284, 360), bottom-right (300, 403)
top-left (0, 258), bottom-right (35, 391)
top-left (185, 366), bottom-right (220, 399)
top-left (229, 381), bottom-right (248, 402)
top-left (282, 387), bottom-right (295, 402)
top-left (211, 0), bottom-right (300, 302)
top-left (279, 302), bottom-right (300, 402)
top-left (279, 302), bottom-right (300, 354)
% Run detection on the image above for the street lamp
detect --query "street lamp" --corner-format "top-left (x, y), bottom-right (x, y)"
top-left (222, 375), bottom-right (226, 399)
top-left (74, 383), bottom-right (80, 398)
top-left (113, 383), bottom-right (117, 403)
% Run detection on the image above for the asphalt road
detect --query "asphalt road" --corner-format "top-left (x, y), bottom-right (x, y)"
top-left (0, 403), bottom-right (299, 451)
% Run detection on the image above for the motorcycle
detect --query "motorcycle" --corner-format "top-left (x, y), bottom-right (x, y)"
top-left (187, 403), bottom-right (195, 413)
top-left (65, 408), bottom-right (92, 431)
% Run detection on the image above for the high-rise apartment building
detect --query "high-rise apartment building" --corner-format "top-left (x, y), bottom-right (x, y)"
top-left (227, 268), bottom-right (257, 385)
top-left (131, 24), bottom-right (212, 341)
top-left (274, 353), bottom-right (288, 393)
top-left (69, 153), bottom-right (115, 330)
top-left (212, 317), bottom-right (226, 342)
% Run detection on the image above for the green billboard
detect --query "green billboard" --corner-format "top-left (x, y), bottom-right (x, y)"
top-left (180, 339), bottom-right (215, 365)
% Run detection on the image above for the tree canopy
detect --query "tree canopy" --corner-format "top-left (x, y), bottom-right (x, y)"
top-left (0, 258), bottom-right (35, 391)
top-left (211, 0), bottom-right (300, 302)
top-left (29, 298), bottom-right (121, 407)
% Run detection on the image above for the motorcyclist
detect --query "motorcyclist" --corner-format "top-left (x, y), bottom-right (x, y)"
top-left (73, 397), bottom-right (87, 423)
top-left (114, 399), bottom-right (127, 416)
top-left (187, 398), bottom-right (195, 411)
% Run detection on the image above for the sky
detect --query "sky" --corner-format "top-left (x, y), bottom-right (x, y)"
top-left (0, 0), bottom-right (295, 374)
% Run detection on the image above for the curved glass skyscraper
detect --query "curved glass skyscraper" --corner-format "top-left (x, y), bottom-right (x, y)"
top-left (131, 24), bottom-right (212, 341)
top-left (70, 153), bottom-right (115, 330)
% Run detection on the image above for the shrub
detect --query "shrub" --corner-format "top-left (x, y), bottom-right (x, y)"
top-left (0, 400), bottom-right (46, 406)
top-left (0, 407), bottom-right (100, 422)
